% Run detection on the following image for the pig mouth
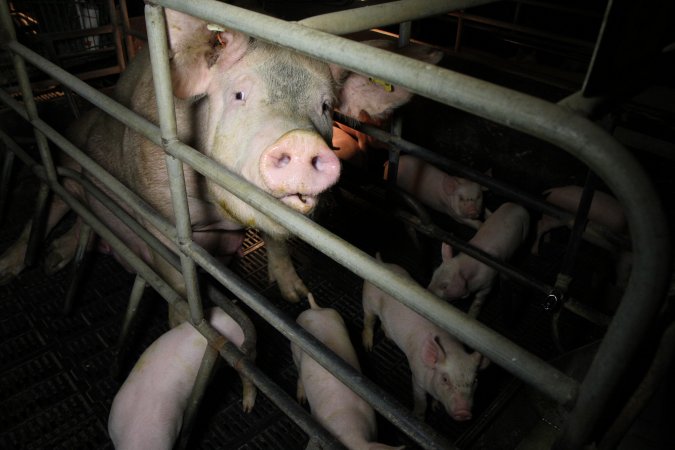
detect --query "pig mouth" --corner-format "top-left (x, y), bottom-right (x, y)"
top-left (279, 193), bottom-right (318, 214)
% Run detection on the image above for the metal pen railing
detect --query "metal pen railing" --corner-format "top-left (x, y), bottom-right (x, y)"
top-left (1, 0), bottom-right (670, 448)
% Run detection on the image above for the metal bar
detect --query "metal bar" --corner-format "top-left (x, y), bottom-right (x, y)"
top-left (298, 0), bottom-right (499, 35)
top-left (0, 145), bottom-right (14, 223)
top-left (108, 0), bottom-right (127, 71)
top-left (112, 275), bottom-right (147, 379)
top-left (145, 3), bottom-right (204, 324)
top-left (62, 221), bottom-right (93, 315)
top-left (177, 344), bottom-right (220, 450)
top-left (118, 0), bottom-right (137, 60)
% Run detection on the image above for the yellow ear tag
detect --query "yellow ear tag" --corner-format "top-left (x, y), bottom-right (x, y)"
top-left (369, 77), bottom-right (393, 92)
top-left (207, 24), bottom-right (227, 46)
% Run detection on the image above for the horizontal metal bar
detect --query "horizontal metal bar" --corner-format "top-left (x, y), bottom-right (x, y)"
top-left (298, 0), bottom-right (499, 35)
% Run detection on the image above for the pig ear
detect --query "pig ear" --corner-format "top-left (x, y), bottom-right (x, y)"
top-left (421, 334), bottom-right (446, 368)
top-left (442, 176), bottom-right (459, 195)
top-left (441, 242), bottom-right (453, 261)
top-left (165, 9), bottom-right (249, 99)
top-left (475, 353), bottom-right (490, 370)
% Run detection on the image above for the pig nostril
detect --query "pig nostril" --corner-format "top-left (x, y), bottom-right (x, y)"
top-left (276, 154), bottom-right (291, 168)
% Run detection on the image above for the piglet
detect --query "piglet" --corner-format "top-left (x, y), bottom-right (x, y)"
top-left (292, 294), bottom-right (402, 450)
top-left (531, 185), bottom-right (628, 255)
top-left (362, 257), bottom-right (489, 421)
top-left (428, 202), bottom-right (530, 317)
top-left (108, 307), bottom-right (256, 450)
top-left (384, 155), bottom-right (485, 229)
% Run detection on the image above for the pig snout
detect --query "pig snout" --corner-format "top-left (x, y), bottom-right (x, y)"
top-left (452, 410), bottom-right (472, 421)
top-left (260, 130), bottom-right (340, 214)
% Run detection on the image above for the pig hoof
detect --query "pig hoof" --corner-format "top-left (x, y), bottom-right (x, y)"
top-left (362, 329), bottom-right (374, 351)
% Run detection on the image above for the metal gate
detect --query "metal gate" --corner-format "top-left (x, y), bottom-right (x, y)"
top-left (0, 0), bottom-right (670, 449)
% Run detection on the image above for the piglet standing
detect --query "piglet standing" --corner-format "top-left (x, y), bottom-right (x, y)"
top-left (384, 155), bottom-right (485, 229)
top-left (362, 257), bottom-right (489, 421)
top-left (108, 307), bottom-right (255, 450)
top-left (428, 202), bottom-right (530, 317)
top-left (292, 294), bottom-right (402, 450)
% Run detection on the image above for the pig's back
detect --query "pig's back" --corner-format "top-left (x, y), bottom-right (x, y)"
top-left (296, 307), bottom-right (360, 370)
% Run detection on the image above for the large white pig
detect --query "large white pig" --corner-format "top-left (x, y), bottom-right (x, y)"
top-left (362, 258), bottom-right (489, 421)
top-left (428, 202), bottom-right (530, 317)
top-left (0, 10), bottom-right (439, 314)
top-left (108, 306), bottom-right (255, 450)
top-left (384, 155), bottom-right (485, 229)
top-left (291, 294), bottom-right (402, 450)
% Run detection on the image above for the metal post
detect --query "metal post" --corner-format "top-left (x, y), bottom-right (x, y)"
top-left (112, 275), bottom-right (148, 379)
top-left (62, 221), bottom-right (93, 315)
top-left (145, 3), bottom-right (204, 325)
top-left (0, 142), bottom-right (14, 223)
top-left (119, 0), bottom-right (137, 61)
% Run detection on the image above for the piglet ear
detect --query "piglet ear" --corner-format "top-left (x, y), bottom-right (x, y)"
top-left (441, 242), bottom-right (453, 262)
top-left (421, 334), bottom-right (446, 368)
top-left (475, 352), bottom-right (491, 370)
top-left (442, 176), bottom-right (459, 195)
top-left (165, 9), bottom-right (249, 99)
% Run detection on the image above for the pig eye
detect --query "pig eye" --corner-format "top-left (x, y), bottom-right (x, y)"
top-left (235, 91), bottom-right (245, 101)
top-left (441, 375), bottom-right (449, 385)
top-left (322, 100), bottom-right (332, 115)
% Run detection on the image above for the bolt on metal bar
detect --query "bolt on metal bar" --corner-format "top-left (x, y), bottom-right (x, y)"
top-left (145, 3), bottom-right (204, 325)
top-left (298, 0), bottom-right (499, 35)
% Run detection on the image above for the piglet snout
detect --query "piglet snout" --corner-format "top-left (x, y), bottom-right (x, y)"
top-left (260, 130), bottom-right (340, 213)
top-left (451, 410), bottom-right (472, 421)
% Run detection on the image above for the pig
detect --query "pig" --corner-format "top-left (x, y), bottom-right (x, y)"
top-left (362, 256), bottom-right (489, 421)
top-left (0, 11), bottom-right (439, 316)
top-left (384, 155), bottom-right (485, 229)
top-left (331, 40), bottom-right (443, 166)
top-left (531, 185), bottom-right (628, 255)
top-left (108, 306), bottom-right (256, 450)
top-left (428, 202), bottom-right (530, 317)
top-left (292, 293), bottom-right (402, 450)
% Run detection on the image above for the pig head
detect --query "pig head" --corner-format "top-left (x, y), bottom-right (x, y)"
top-left (418, 332), bottom-right (488, 421)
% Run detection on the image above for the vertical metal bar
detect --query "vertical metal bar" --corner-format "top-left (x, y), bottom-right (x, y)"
top-left (0, 144), bottom-right (14, 223)
top-left (144, 3), bottom-right (204, 324)
top-left (398, 21), bottom-right (412, 47)
top-left (454, 11), bottom-right (464, 52)
top-left (108, 0), bottom-right (127, 71)
top-left (176, 344), bottom-right (220, 450)
top-left (112, 275), bottom-right (147, 378)
top-left (63, 221), bottom-right (93, 315)
top-left (119, 0), bottom-right (136, 60)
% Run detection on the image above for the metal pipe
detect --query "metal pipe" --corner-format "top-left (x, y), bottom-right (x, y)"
top-left (145, 3), bottom-right (204, 325)
top-left (108, 0), bottom-right (126, 71)
top-left (298, 0), bottom-right (499, 35)
top-left (0, 143), bottom-right (13, 223)
top-left (119, 0), bottom-right (137, 60)
top-left (62, 221), bottom-right (93, 315)
top-left (112, 275), bottom-right (147, 379)
top-left (177, 344), bottom-right (220, 450)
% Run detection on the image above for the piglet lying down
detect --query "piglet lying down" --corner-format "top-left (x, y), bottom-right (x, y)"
top-left (108, 307), bottom-right (255, 450)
